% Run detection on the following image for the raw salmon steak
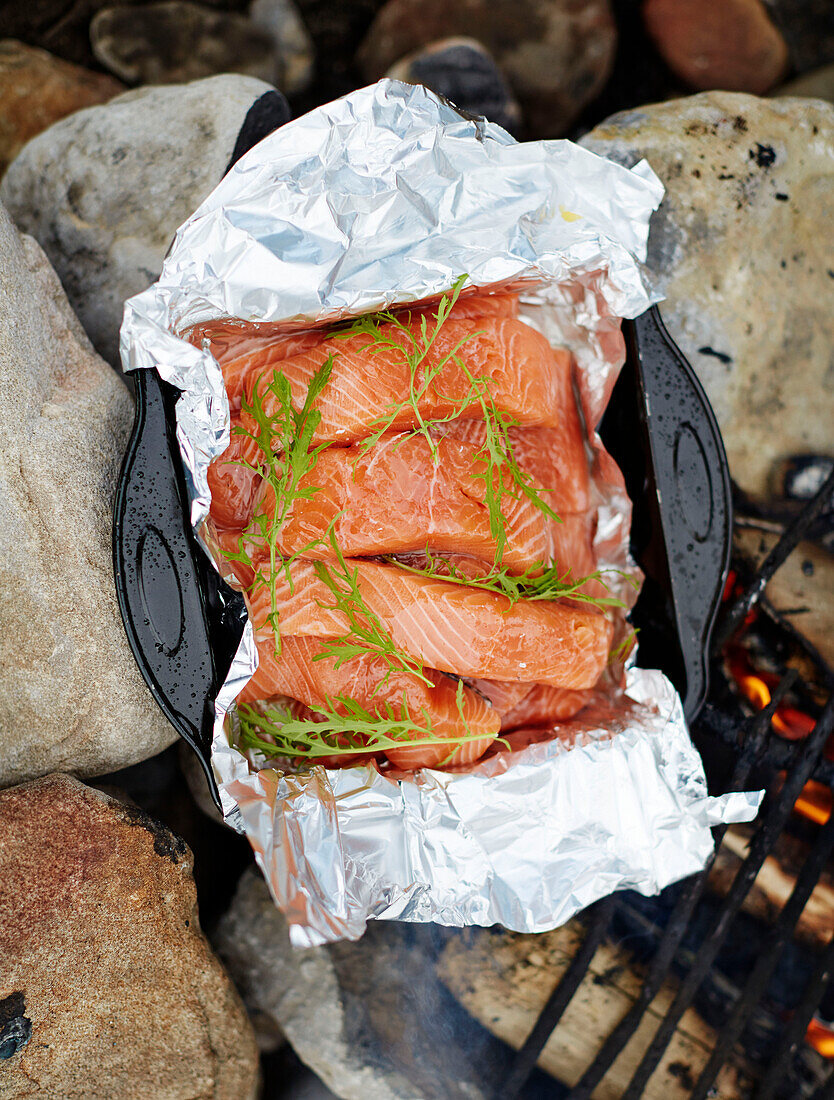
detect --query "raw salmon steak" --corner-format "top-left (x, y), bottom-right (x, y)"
top-left (246, 429), bottom-right (594, 576)
top-left (237, 634), bottom-right (500, 769)
top-left (239, 314), bottom-right (570, 447)
top-left (246, 559), bottom-right (613, 689)
top-left (188, 289), bottom-right (522, 413)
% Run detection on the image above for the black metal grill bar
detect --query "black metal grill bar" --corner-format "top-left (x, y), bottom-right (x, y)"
top-left (715, 466), bottom-right (834, 650)
top-left (501, 895), bottom-right (617, 1096)
top-left (690, 809), bottom-right (834, 1099)
top-left (811, 1067), bottom-right (834, 1099)
top-left (620, 691), bottom-right (834, 1099)
top-left (756, 931), bottom-right (834, 1100)
top-left (564, 674), bottom-right (796, 1100)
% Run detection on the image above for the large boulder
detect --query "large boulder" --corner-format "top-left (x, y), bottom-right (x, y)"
top-left (0, 40), bottom-right (122, 177)
top-left (0, 74), bottom-right (276, 367)
top-left (0, 200), bottom-right (176, 786)
top-left (580, 92), bottom-right (834, 501)
top-left (0, 773), bottom-right (258, 1098)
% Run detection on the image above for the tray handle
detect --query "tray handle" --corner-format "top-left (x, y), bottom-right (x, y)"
top-left (113, 369), bottom-right (224, 806)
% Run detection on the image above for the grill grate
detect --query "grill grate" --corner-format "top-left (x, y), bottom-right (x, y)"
top-left (502, 469), bottom-right (834, 1099)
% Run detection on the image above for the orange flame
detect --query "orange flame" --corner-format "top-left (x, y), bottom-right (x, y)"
top-left (806, 1017), bottom-right (834, 1059)
top-left (734, 675), bottom-right (830, 825)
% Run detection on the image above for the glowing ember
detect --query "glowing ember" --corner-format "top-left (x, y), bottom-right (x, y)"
top-left (806, 1016), bottom-right (834, 1059)
top-left (794, 779), bottom-right (833, 826)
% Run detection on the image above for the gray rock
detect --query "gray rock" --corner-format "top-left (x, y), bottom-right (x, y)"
top-left (249, 0), bottom-right (314, 95)
top-left (90, 2), bottom-right (276, 86)
top-left (580, 92), bottom-right (834, 501)
top-left (357, 0), bottom-right (617, 139)
top-left (773, 62), bottom-right (834, 104)
top-left (0, 73), bottom-right (273, 367)
top-left (214, 869), bottom-right (497, 1099)
top-left (0, 201), bottom-right (180, 787)
top-left (386, 37), bottom-right (521, 135)
top-left (0, 773), bottom-right (259, 1098)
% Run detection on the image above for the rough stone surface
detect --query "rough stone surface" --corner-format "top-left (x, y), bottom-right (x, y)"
top-left (386, 36), bottom-right (521, 134)
top-left (249, 0), bottom-right (314, 95)
top-left (90, 2), bottom-right (275, 86)
top-left (642, 0), bottom-right (788, 94)
top-left (0, 74), bottom-right (273, 366)
top-left (774, 62), bottom-right (834, 104)
top-left (215, 869), bottom-right (498, 1099)
top-left (0, 40), bottom-right (122, 177)
top-left (358, 0), bottom-right (617, 138)
top-left (0, 203), bottom-right (181, 787)
top-left (580, 92), bottom-right (834, 501)
top-left (0, 773), bottom-right (259, 1098)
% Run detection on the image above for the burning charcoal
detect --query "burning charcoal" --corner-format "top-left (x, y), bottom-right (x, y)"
top-left (0, 201), bottom-right (176, 785)
top-left (385, 38), bottom-right (521, 134)
top-left (642, 0), bottom-right (789, 94)
top-left (0, 775), bottom-right (258, 1098)
top-left (0, 41), bottom-right (122, 177)
top-left (90, 3), bottom-right (276, 86)
top-left (581, 94), bottom-right (834, 502)
top-left (357, 0), bottom-right (617, 138)
top-left (0, 74), bottom-right (277, 367)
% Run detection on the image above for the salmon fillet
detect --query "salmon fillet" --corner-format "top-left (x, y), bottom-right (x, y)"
top-left (499, 684), bottom-right (592, 729)
top-left (439, 420), bottom-right (590, 514)
top-left (237, 635), bottom-right (500, 769)
top-left (247, 429), bottom-right (591, 575)
top-left (247, 559), bottom-right (613, 689)
top-left (207, 413), bottom-right (262, 528)
top-left (240, 314), bottom-right (568, 447)
top-left (188, 289), bottom-right (521, 413)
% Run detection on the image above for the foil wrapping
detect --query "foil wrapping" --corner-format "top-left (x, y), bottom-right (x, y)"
top-left (121, 80), bottom-right (761, 946)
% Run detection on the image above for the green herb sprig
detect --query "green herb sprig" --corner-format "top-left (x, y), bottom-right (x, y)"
top-left (237, 685), bottom-right (502, 765)
top-left (388, 550), bottom-right (632, 612)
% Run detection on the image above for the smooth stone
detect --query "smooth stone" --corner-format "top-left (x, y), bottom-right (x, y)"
top-left (249, 0), bottom-right (314, 95)
top-left (774, 62), bottom-right (834, 104)
top-left (214, 868), bottom-right (498, 1099)
top-left (0, 74), bottom-right (276, 366)
top-left (0, 201), bottom-right (178, 787)
top-left (642, 0), bottom-right (789, 94)
top-left (358, 0), bottom-right (617, 138)
top-left (386, 36), bottom-right (521, 134)
top-left (580, 92), bottom-right (834, 501)
top-left (0, 774), bottom-right (259, 1097)
top-left (90, 1), bottom-right (275, 86)
top-left (0, 40), bottom-right (122, 176)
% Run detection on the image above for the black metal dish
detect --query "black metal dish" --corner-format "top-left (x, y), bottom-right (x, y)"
top-left (112, 304), bottom-right (731, 810)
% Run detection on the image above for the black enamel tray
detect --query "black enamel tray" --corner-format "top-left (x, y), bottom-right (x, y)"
top-left (113, 305), bottom-right (732, 811)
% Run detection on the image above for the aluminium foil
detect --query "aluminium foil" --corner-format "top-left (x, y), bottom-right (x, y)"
top-left (120, 79), bottom-right (761, 946)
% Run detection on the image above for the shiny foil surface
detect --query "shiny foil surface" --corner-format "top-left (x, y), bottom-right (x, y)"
top-left (120, 80), bottom-right (761, 946)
